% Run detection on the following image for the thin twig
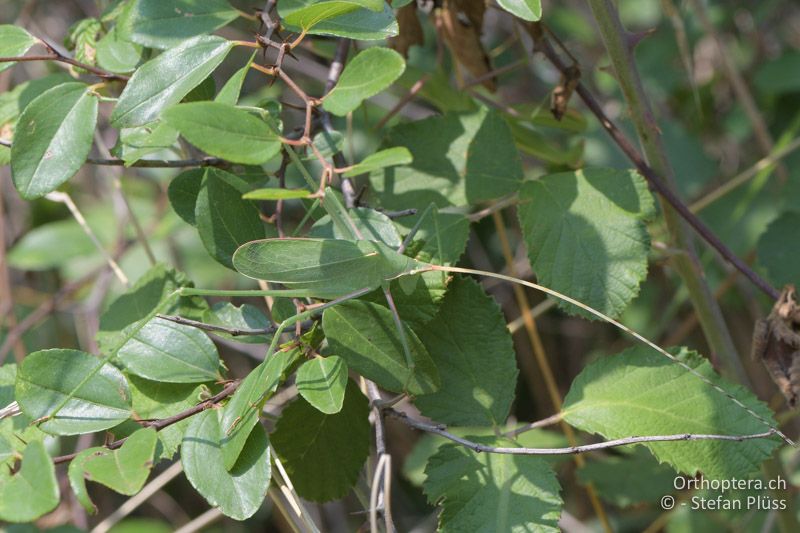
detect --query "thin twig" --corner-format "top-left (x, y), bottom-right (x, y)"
top-left (173, 508), bottom-right (223, 533)
top-left (386, 409), bottom-right (777, 455)
top-left (156, 313), bottom-right (277, 336)
top-left (0, 53), bottom-right (128, 82)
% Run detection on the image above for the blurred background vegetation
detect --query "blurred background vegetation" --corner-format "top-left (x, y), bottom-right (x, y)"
top-left (1, 0), bottom-right (800, 531)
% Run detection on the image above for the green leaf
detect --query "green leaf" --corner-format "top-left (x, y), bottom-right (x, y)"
top-left (0, 441), bottom-right (59, 523)
top-left (96, 263), bottom-right (207, 353)
top-left (754, 51), bottom-right (800, 96)
top-left (343, 147), bottom-right (412, 177)
top-left (398, 211), bottom-right (470, 266)
top-left (280, 0), bottom-right (397, 40)
top-left (496, 0), bottom-right (541, 21)
top-left (370, 106), bottom-right (523, 208)
top-left (577, 447), bottom-right (676, 507)
top-left (308, 207), bottom-right (402, 247)
top-left (423, 438), bottom-right (562, 532)
top-left (111, 35), bottom-right (234, 128)
top-left (0, 25), bottom-right (37, 73)
top-left (562, 346), bottom-right (781, 479)
top-left (508, 120), bottom-right (584, 166)
top-left (16, 349), bottom-right (131, 435)
top-left (233, 238), bottom-right (420, 299)
top-left (69, 428), bottom-right (157, 513)
top-left (203, 302), bottom-right (273, 344)
top-left (517, 167), bottom-right (654, 319)
top-left (415, 277), bottom-right (517, 426)
top-left (113, 121), bottom-right (179, 166)
top-left (117, 317), bottom-right (221, 383)
top-left (281, 0), bottom-right (382, 31)
top-left (756, 211), bottom-right (800, 287)
top-left (163, 102), bottom-right (281, 165)
top-left (96, 25), bottom-right (143, 74)
top-left (11, 82), bottom-right (98, 199)
top-left (128, 376), bottom-right (206, 461)
top-left (130, 0), bottom-right (239, 49)
top-left (323, 300), bottom-right (439, 394)
top-left (182, 409), bottom-right (270, 520)
top-left (215, 58), bottom-right (253, 105)
top-left (220, 349), bottom-right (300, 470)
top-left (271, 379), bottom-right (370, 502)
top-left (168, 168), bottom-right (203, 226)
top-left (296, 356), bottom-right (348, 414)
top-left (196, 168), bottom-right (265, 269)
top-left (242, 188), bottom-right (312, 200)
top-left (324, 47), bottom-right (405, 116)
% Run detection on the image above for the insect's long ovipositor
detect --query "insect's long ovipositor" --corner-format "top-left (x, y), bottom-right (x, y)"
top-left (427, 264), bottom-right (794, 446)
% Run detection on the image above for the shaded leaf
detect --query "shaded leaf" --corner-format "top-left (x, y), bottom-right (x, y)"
top-left (203, 302), bottom-right (273, 344)
top-left (517, 167), bottom-right (654, 319)
top-left (195, 168), bottom-right (265, 269)
top-left (163, 102), bottom-right (280, 165)
top-left (271, 379), bottom-right (369, 502)
top-left (308, 207), bottom-right (402, 247)
top-left (756, 211), bottom-right (800, 287)
top-left (423, 438), bottom-right (562, 532)
top-left (69, 428), bottom-right (157, 513)
top-left (296, 356), bottom-right (348, 414)
top-left (323, 300), bottom-right (440, 394)
top-left (370, 106), bottom-right (523, 208)
top-left (215, 57), bottom-right (253, 105)
top-left (16, 349), bottom-right (131, 435)
top-left (111, 35), bottom-right (234, 128)
top-left (343, 147), bottom-right (412, 177)
top-left (11, 82), bottom-right (98, 199)
top-left (96, 25), bottom-right (143, 73)
top-left (415, 277), bottom-right (517, 426)
top-left (117, 317), bottom-right (221, 383)
top-left (324, 47), bottom-right (406, 116)
top-left (131, 0), bottom-right (239, 49)
top-left (182, 409), bottom-right (270, 520)
top-left (168, 168), bottom-right (203, 226)
top-left (562, 346), bottom-right (780, 479)
top-left (0, 440), bottom-right (59, 523)
top-left (0, 25), bottom-right (37, 73)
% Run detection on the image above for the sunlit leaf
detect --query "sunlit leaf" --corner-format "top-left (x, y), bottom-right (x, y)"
top-left (296, 356), bottom-right (348, 414)
top-left (0, 25), bottom-right (37, 73)
top-left (324, 47), bottom-right (405, 116)
top-left (130, 0), bottom-right (239, 49)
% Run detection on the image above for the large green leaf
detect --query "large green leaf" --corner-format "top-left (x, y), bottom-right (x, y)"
top-left (96, 263), bottom-right (206, 353)
top-left (11, 82), bottom-right (98, 199)
top-left (167, 168), bottom-right (203, 226)
top-left (756, 211), bottom-right (800, 287)
top-left (69, 428), bottom-right (158, 513)
top-left (322, 300), bottom-right (440, 394)
top-left (96, 25), bottom-right (143, 73)
top-left (195, 168), bottom-right (265, 269)
top-left (220, 349), bottom-right (300, 470)
top-left (369, 106), bottom-right (523, 208)
top-left (496, 0), bottom-right (542, 22)
top-left (111, 35), bottom-right (234, 128)
top-left (271, 379), bottom-right (370, 502)
top-left (233, 238), bottom-right (420, 299)
top-left (324, 47), bottom-right (405, 116)
top-left (280, 0), bottom-right (397, 40)
top-left (15, 349), bottom-right (131, 435)
top-left (0, 440), bottom-right (59, 523)
top-left (0, 25), bottom-right (37, 73)
top-left (517, 167), bottom-right (654, 319)
top-left (117, 317), bottom-right (221, 383)
top-left (163, 102), bottom-right (281, 164)
top-left (130, 0), bottom-right (239, 49)
top-left (562, 346), bottom-right (780, 479)
top-left (182, 409), bottom-right (271, 520)
top-left (415, 277), bottom-right (517, 426)
top-left (296, 356), bottom-right (348, 414)
top-left (423, 438), bottom-right (562, 532)
top-left (280, 0), bottom-right (382, 31)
